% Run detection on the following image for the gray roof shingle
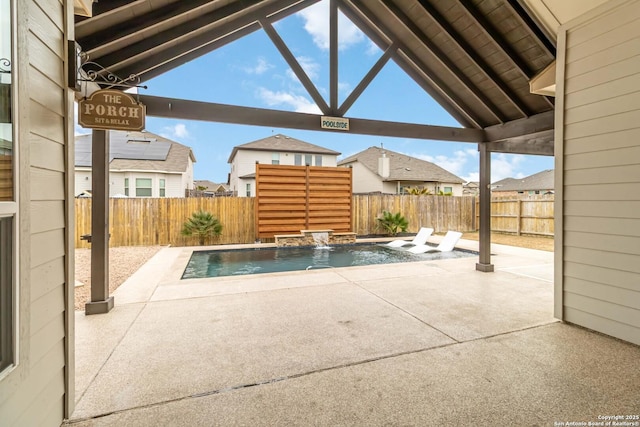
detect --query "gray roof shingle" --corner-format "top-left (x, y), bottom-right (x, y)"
top-left (339, 146), bottom-right (464, 183)
top-left (492, 169), bottom-right (554, 192)
top-left (227, 134), bottom-right (340, 163)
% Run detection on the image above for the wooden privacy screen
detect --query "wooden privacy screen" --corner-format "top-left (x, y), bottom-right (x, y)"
top-left (0, 155), bottom-right (12, 200)
top-left (256, 164), bottom-right (352, 238)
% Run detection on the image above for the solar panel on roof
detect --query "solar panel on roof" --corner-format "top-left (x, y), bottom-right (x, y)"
top-left (75, 132), bottom-right (172, 165)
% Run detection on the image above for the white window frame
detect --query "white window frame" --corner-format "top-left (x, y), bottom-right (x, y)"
top-left (271, 153), bottom-right (280, 165)
top-left (135, 178), bottom-right (152, 197)
top-left (124, 177), bottom-right (129, 196)
top-left (315, 155), bottom-right (322, 166)
top-left (159, 178), bottom-right (165, 197)
top-left (304, 154), bottom-right (312, 166)
top-left (0, 0), bottom-right (18, 379)
top-left (294, 154), bottom-right (302, 166)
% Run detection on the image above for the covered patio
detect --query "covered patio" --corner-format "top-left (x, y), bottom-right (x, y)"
top-left (67, 238), bottom-right (640, 425)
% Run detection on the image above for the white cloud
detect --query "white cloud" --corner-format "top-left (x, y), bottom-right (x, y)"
top-left (491, 153), bottom-right (525, 182)
top-left (161, 123), bottom-right (190, 140)
top-left (285, 56), bottom-right (321, 82)
top-left (257, 87), bottom-right (322, 114)
top-left (338, 81), bottom-right (351, 94)
top-left (412, 148), bottom-right (478, 177)
top-left (298, 2), bottom-right (365, 50)
top-left (242, 57), bottom-right (273, 75)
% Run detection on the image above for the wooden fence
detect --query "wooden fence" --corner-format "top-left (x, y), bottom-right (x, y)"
top-left (75, 197), bottom-right (256, 248)
top-left (476, 196), bottom-right (555, 236)
top-left (75, 195), bottom-right (554, 248)
top-left (353, 194), bottom-right (476, 235)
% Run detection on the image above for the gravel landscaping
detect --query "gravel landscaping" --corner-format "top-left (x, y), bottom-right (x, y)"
top-left (74, 246), bottom-right (163, 310)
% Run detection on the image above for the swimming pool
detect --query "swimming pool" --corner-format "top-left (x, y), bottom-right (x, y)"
top-left (182, 243), bottom-right (476, 279)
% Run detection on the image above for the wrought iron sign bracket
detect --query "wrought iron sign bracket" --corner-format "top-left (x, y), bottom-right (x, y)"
top-left (71, 42), bottom-right (147, 99)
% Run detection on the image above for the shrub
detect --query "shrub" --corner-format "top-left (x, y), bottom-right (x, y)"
top-left (181, 210), bottom-right (223, 245)
top-left (376, 210), bottom-right (408, 236)
top-left (407, 187), bottom-right (432, 195)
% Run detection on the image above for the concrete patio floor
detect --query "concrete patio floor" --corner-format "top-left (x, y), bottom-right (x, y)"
top-left (66, 239), bottom-right (640, 426)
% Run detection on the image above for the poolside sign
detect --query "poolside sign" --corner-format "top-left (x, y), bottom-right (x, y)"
top-left (79, 89), bottom-right (146, 131)
top-left (321, 116), bottom-right (349, 131)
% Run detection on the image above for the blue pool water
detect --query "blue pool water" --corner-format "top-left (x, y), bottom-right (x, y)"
top-left (182, 243), bottom-right (476, 279)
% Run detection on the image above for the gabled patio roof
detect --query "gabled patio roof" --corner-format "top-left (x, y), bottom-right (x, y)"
top-left (75, 0), bottom-right (555, 142)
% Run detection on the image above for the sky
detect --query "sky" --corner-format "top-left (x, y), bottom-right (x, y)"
top-left (75, 1), bottom-right (553, 184)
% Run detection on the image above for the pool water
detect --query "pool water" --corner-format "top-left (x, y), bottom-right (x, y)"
top-left (182, 243), bottom-right (476, 279)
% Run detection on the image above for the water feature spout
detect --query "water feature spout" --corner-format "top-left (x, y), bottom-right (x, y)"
top-left (311, 232), bottom-right (330, 248)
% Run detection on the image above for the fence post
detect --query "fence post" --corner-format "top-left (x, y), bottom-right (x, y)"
top-left (517, 199), bottom-right (522, 236)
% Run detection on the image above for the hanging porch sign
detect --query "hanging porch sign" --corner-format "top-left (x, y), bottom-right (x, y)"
top-left (79, 89), bottom-right (145, 131)
top-left (321, 116), bottom-right (349, 131)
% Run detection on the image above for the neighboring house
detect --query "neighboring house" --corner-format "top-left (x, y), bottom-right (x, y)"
top-left (338, 146), bottom-right (465, 196)
top-left (193, 179), bottom-right (231, 197)
top-left (463, 182), bottom-right (480, 196)
top-left (228, 134), bottom-right (341, 197)
top-left (75, 130), bottom-right (196, 198)
top-left (492, 169), bottom-right (554, 197)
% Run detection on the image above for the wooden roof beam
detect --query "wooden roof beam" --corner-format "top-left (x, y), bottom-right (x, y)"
top-left (260, 20), bottom-right (330, 115)
top-left (330, 0), bottom-right (339, 113)
top-left (111, 0), bottom-right (317, 81)
top-left (338, 1), bottom-right (475, 128)
top-left (337, 44), bottom-right (393, 116)
top-left (77, 0), bottom-right (213, 53)
top-left (139, 94), bottom-right (485, 142)
top-left (505, 0), bottom-right (556, 57)
top-left (382, 0), bottom-right (507, 124)
top-left (457, 0), bottom-right (555, 109)
top-left (347, 0), bottom-right (484, 128)
top-left (415, 0), bottom-right (531, 118)
top-left (90, 0), bottom-right (267, 71)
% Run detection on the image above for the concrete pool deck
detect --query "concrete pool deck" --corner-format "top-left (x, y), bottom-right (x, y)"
top-left (68, 238), bottom-right (640, 426)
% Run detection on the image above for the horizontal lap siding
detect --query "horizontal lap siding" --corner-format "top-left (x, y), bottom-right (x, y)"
top-left (0, 0), bottom-right (68, 424)
top-left (561, 0), bottom-right (640, 345)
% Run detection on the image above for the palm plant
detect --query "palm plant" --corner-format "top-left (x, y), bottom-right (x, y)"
top-left (376, 210), bottom-right (408, 236)
top-left (407, 187), bottom-right (432, 195)
top-left (181, 210), bottom-right (223, 245)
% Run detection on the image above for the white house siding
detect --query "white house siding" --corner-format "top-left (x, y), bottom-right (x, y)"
top-left (349, 163), bottom-right (383, 193)
top-left (230, 150), bottom-right (338, 197)
top-left (181, 159), bottom-right (194, 193)
top-left (75, 169), bottom-right (91, 195)
top-left (0, 0), bottom-right (73, 425)
top-left (556, 0), bottom-right (640, 345)
top-left (78, 171), bottom-right (187, 198)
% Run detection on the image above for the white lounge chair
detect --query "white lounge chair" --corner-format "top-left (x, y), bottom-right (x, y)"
top-left (407, 230), bottom-right (463, 254)
top-left (386, 227), bottom-right (434, 248)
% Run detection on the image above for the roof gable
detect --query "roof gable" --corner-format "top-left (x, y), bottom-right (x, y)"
top-left (492, 169), bottom-right (554, 191)
top-left (339, 146), bottom-right (464, 183)
top-left (227, 134), bottom-right (340, 163)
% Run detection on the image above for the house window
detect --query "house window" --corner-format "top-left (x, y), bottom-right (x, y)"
top-left (294, 154), bottom-right (302, 166)
top-left (315, 155), bottom-right (322, 166)
top-left (305, 154), bottom-right (312, 166)
top-left (0, 0), bottom-right (16, 374)
top-left (159, 179), bottom-right (165, 197)
top-left (135, 178), bottom-right (152, 197)
top-left (271, 153), bottom-right (280, 165)
top-left (124, 178), bottom-right (129, 196)
top-left (444, 186), bottom-right (452, 194)
top-left (246, 183), bottom-right (251, 197)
